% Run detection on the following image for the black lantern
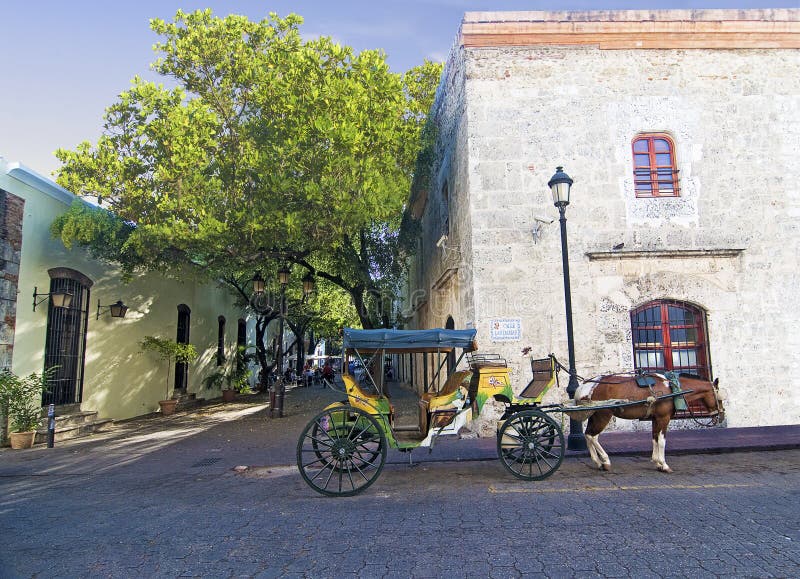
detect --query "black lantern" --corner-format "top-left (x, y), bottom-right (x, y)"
top-left (33, 287), bottom-right (73, 311)
top-left (97, 300), bottom-right (128, 320)
top-left (251, 272), bottom-right (265, 295)
top-left (302, 271), bottom-right (315, 297)
top-left (277, 264), bottom-right (291, 287)
top-left (548, 166), bottom-right (573, 207)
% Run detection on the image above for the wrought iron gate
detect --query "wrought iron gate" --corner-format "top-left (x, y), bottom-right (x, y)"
top-left (42, 275), bottom-right (90, 406)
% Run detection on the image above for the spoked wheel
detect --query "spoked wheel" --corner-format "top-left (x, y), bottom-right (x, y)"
top-left (310, 417), bottom-right (381, 469)
top-left (297, 406), bottom-right (387, 497)
top-left (497, 409), bottom-right (565, 481)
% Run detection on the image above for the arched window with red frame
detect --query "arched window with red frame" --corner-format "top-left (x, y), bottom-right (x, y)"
top-left (632, 134), bottom-right (679, 197)
top-left (630, 300), bottom-right (711, 380)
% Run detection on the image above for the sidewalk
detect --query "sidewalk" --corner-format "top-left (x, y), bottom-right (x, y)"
top-left (1, 384), bottom-right (799, 474)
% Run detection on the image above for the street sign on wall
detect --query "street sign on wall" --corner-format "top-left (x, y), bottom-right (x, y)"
top-left (490, 318), bottom-right (522, 342)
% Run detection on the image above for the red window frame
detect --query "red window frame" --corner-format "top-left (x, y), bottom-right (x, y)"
top-left (632, 134), bottom-right (679, 198)
top-left (630, 300), bottom-right (710, 380)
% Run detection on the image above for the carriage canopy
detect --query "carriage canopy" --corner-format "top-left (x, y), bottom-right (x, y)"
top-left (342, 328), bottom-right (478, 353)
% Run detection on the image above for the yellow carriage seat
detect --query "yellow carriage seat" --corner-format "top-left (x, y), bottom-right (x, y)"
top-left (418, 370), bottom-right (472, 434)
top-left (421, 370), bottom-right (472, 409)
top-left (341, 373), bottom-right (386, 415)
top-left (518, 356), bottom-right (556, 400)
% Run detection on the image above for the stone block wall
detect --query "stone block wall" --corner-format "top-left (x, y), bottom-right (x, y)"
top-left (459, 43), bottom-right (799, 428)
top-left (0, 189), bottom-right (24, 445)
top-left (410, 10), bottom-right (800, 430)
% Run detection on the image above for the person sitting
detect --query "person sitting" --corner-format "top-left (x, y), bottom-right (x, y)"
top-left (303, 362), bottom-right (314, 387)
top-left (321, 362), bottom-right (335, 386)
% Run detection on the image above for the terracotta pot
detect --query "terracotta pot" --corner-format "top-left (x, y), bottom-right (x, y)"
top-left (9, 431), bottom-right (36, 449)
top-left (158, 399), bottom-right (178, 416)
top-left (222, 389), bottom-right (236, 403)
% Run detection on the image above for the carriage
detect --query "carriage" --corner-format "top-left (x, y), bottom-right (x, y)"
top-left (296, 328), bottom-right (720, 497)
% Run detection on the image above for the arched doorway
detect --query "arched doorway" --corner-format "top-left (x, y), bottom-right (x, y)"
top-left (42, 268), bottom-right (93, 406)
top-left (445, 316), bottom-right (456, 375)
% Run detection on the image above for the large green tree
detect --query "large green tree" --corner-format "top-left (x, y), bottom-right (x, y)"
top-left (52, 10), bottom-right (441, 333)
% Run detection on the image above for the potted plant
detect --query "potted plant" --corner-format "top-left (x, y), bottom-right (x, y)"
top-left (204, 346), bottom-right (253, 403)
top-left (228, 346), bottom-right (254, 399)
top-left (0, 368), bottom-right (52, 449)
top-left (201, 368), bottom-right (238, 402)
top-left (140, 336), bottom-right (198, 415)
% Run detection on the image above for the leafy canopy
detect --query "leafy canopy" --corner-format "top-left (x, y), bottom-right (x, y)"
top-left (52, 9), bottom-right (442, 328)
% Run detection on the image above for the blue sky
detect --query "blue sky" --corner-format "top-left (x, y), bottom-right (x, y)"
top-left (1, 0), bottom-right (795, 177)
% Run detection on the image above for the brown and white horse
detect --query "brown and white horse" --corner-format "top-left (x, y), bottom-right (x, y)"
top-left (574, 374), bottom-right (724, 473)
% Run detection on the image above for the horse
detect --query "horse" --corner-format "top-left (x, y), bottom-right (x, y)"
top-left (573, 373), bottom-right (725, 473)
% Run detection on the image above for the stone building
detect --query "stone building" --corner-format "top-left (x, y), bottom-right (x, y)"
top-left (403, 10), bottom-right (800, 430)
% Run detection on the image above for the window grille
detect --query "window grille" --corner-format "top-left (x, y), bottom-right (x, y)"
top-left (175, 304), bottom-right (191, 392)
top-left (43, 274), bottom-right (91, 406)
top-left (631, 300), bottom-right (710, 379)
top-left (217, 316), bottom-right (226, 366)
top-left (632, 134), bottom-right (679, 197)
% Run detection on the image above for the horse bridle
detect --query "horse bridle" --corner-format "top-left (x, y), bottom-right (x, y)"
top-left (683, 379), bottom-right (724, 427)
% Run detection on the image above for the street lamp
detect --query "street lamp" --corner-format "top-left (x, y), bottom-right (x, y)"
top-left (548, 166), bottom-right (587, 451)
top-left (302, 271), bottom-right (315, 299)
top-left (277, 264), bottom-right (291, 287)
top-left (251, 272), bottom-right (265, 295)
top-left (271, 264), bottom-right (291, 418)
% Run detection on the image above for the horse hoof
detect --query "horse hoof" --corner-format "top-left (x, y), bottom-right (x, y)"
top-left (600, 463), bottom-right (611, 472)
top-left (657, 466), bottom-right (673, 473)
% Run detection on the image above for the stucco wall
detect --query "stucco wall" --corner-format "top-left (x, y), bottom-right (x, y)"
top-left (1, 161), bottom-right (252, 421)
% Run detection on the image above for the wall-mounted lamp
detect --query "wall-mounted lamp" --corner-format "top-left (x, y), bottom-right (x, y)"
top-left (33, 287), bottom-right (73, 312)
top-left (96, 300), bottom-right (128, 320)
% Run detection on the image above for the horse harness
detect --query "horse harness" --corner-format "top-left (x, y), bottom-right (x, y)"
top-left (581, 371), bottom-right (688, 419)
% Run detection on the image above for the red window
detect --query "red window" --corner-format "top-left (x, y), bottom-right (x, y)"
top-left (630, 300), bottom-right (710, 379)
top-left (632, 134), bottom-right (679, 197)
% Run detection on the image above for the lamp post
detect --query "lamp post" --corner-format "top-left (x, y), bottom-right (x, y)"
top-left (302, 271), bottom-right (316, 300)
top-left (271, 264), bottom-right (291, 418)
top-left (548, 166), bottom-right (587, 451)
top-left (251, 272), bottom-right (265, 295)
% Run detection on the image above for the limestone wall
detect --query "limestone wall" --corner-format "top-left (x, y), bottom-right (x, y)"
top-left (412, 46), bottom-right (473, 328)
top-left (459, 44), bottom-right (799, 428)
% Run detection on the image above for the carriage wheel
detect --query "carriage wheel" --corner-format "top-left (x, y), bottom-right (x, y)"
top-left (310, 413), bottom-right (382, 470)
top-left (297, 406), bottom-right (387, 497)
top-left (497, 409), bottom-right (565, 481)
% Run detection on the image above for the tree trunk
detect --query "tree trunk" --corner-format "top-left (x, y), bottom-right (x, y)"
top-left (351, 289), bottom-right (374, 329)
top-left (254, 313), bottom-right (278, 391)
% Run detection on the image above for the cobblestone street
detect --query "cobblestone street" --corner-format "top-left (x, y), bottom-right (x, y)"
top-left (1, 389), bottom-right (799, 578)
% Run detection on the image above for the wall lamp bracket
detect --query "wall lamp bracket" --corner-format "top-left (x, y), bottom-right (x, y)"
top-left (96, 300), bottom-right (128, 320)
top-left (33, 287), bottom-right (73, 312)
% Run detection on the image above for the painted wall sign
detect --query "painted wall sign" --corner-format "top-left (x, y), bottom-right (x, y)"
top-left (490, 318), bottom-right (522, 342)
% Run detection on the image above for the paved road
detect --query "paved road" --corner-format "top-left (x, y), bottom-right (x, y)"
top-left (1, 390), bottom-right (799, 578)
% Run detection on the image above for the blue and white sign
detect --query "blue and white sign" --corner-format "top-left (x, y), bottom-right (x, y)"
top-left (490, 318), bottom-right (522, 342)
